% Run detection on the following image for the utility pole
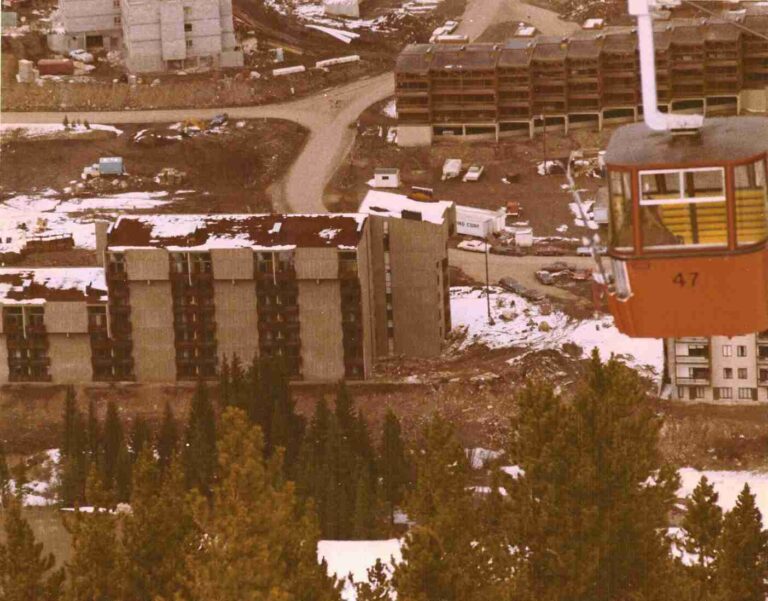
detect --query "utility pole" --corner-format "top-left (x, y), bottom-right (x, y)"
top-left (484, 219), bottom-right (495, 326)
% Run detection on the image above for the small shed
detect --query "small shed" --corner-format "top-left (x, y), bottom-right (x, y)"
top-left (373, 168), bottom-right (400, 188)
top-left (99, 157), bottom-right (124, 176)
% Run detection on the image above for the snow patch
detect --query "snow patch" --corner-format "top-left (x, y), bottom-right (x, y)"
top-left (318, 539), bottom-right (402, 601)
top-left (677, 468), bottom-right (768, 526)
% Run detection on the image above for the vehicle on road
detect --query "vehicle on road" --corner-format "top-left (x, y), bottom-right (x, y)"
top-left (457, 240), bottom-right (491, 253)
top-left (535, 270), bottom-right (555, 285)
top-left (490, 245), bottom-right (525, 256)
top-left (534, 245), bottom-right (566, 257)
top-left (499, 277), bottom-right (525, 294)
top-left (542, 261), bottom-right (576, 273)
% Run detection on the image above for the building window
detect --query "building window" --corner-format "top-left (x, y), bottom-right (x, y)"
top-left (184, 6), bottom-right (192, 17)
top-left (186, 39), bottom-right (193, 49)
top-left (722, 345), bottom-right (732, 357)
top-left (723, 367), bottom-right (733, 379)
top-left (690, 386), bottom-right (705, 400)
top-left (688, 344), bottom-right (708, 357)
top-left (716, 387), bottom-right (733, 400)
top-left (184, 23), bottom-right (192, 32)
top-left (737, 345), bottom-right (747, 357)
top-left (738, 387), bottom-right (757, 400)
top-left (738, 368), bottom-right (748, 380)
top-left (113, 0), bottom-right (119, 7)
top-left (114, 15), bottom-right (121, 25)
top-left (760, 368), bottom-right (768, 383)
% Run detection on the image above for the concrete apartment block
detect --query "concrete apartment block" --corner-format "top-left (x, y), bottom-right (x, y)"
top-left (358, 190), bottom-right (456, 358)
top-left (57, 0), bottom-right (122, 51)
top-left (666, 334), bottom-right (768, 402)
top-left (53, 0), bottom-right (243, 71)
top-left (121, 0), bottom-right (242, 72)
top-left (0, 211), bottom-right (452, 384)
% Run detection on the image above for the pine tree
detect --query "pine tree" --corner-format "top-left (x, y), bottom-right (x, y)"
top-left (391, 414), bottom-right (503, 601)
top-left (102, 401), bottom-right (124, 490)
top-left (0, 493), bottom-right (63, 601)
top-left (59, 397), bottom-right (88, 507)
top-left (121, 450), bottom-right (194, 601)
top-left (129, 416), bottom-right (151, 462)
top-left (355, 559), bottom-right (394, 601)
top-left (156, 401), bottom-right (178, 472)
top-left (61, 386), bottom-right (78, 460)
top-left (379, 409), bottom-right (411, 527)
top-left (508, 354), bottom-right (683, 601)
top-left (183, 381), bottom-right (217, 495)
top-left (681, 476), bottom-right (723, 600)
top-left (714, 484), bottom-right (768, 601)
top-left (86, 400), bottom-right (100, 466)
top-left (0, 442), bottom-right (9, 499)
top-left (184, 408), bottom-right (341, 601)
top-left (115, 444), bottom-right (132, 502)
top-left (63, 468), bottom-right (122, 601)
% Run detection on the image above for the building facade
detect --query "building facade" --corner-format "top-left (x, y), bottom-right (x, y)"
top-left (0, 209), bottom-right (453, 384)
top-left (359, 190), bottom-right (455, 358)
top-left (395, 12), bottom-right (768, 145)
top-left (54, 0), bottom-right (242, 71)
top-left (666, 334), bottom-right (768, 402)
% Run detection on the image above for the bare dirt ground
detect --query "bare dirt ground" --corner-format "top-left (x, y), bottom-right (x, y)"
top-left (326, 104), bottom-right (608, 238)
top-left (0, 119), bottom-right (307, 214)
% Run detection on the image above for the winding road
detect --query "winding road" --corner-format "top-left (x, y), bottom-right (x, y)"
top-left (0, 0), bottom-right (574, 213)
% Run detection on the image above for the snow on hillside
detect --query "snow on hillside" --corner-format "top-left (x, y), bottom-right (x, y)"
top-left (678, 468), bottom-right (768, 525)
top-left (318, 539), bottom-right (402, 601)
top-left (450, 287), bottom-right (663, 375)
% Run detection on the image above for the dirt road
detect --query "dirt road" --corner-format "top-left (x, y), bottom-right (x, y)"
top-left (449, 248), bottom-right (596, 301)
top-left (1, 0), bottom-right (569, 213)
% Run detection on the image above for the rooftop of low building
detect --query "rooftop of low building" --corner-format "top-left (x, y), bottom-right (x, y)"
top-left (106, 214), bottom-right (368, 251)
top-left (0, 268), bottom-right (107, 304)
top-left (358, 190), bottom-right (454, 225)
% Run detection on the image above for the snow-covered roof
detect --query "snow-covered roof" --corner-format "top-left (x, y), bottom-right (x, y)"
top-left (358, 190), bottom-right (453, 226)
top-left (107, 214), bottom-right (368, 251)
top-left (0, 268), bottom-right (107, 304)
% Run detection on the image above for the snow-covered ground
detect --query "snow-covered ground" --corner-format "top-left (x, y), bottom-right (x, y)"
top-left (678, 468), bottom-right (768, 525)
top-left (0, 192), bottom-right (173, 249)
top-left (450, 286), bottom-right (663, 375)
top-left (0, 123), bottom-right (123, 139)
top-left (318, 539), bottom-right (402, 601)
top-left (11, 449), bottom-right (60, 507)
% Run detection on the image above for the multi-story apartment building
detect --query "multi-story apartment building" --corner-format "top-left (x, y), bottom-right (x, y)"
top-left (358, 190), bottom-right (455, 358)
top-left (0, 207), bottom-right (455, 384)
top-left (395, 11), bottom-right (768, 146)
top-left (55, 0), bottom-right (122, 51)
top-left (53, 0), bottom-right (242, 72)
top-left (120, 0), bottom-right (242, 72)
top-left (666, 334), bottom-right (768, 402)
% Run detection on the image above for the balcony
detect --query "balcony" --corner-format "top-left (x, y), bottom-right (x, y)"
top-left (676, 375), bottom-right (711, 385)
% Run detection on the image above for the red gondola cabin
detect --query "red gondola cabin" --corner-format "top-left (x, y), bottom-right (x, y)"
top-left (601, 116), bottom-right (768, 338)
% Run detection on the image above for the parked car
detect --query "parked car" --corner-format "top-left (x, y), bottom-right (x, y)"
top-left (535, 270), bottom-right (555, 285)
top-left (535, 245), bottom-right (566, 257)
top-left (457, 240), bottom-right (491, 253)
top-left (576, 245), bottom-right (606, 256)
top-left (521, 288), bottom-right (546, 303)
top-left (571, 268), bottom-right (592, 281)
top-left (491, 245), bottom-right (525, 257)
top-left (542, 261), bottom-right (576, 273)
top-left (499, 277), bottom-right (526, 294)
top-left (69, 49), bottom-right (94, 63)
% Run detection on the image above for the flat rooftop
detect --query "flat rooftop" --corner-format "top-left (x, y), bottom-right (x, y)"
top-left (106, 214), bottom-right (368, 251)
top-left (0, 268), bottom-right (107, 304)
top-left (358, 191), bottom-right (453, 225)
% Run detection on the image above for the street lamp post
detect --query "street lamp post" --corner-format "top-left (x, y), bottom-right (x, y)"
top-left (484, 219), bottom-right (495, 326)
